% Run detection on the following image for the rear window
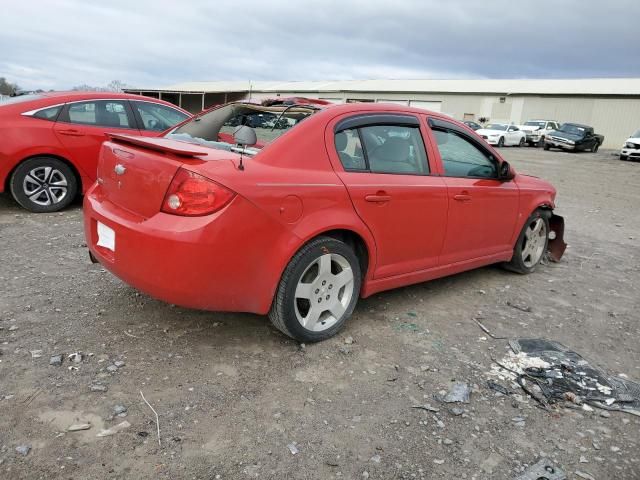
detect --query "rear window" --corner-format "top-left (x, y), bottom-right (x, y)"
top-left (33, 105), bottom-right (62, 121)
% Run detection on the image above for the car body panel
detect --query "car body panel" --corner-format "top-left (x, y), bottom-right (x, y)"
top-left (620, 135), bottom-right (640, 159)
top-left (84, 101), bottom-right (562, 315)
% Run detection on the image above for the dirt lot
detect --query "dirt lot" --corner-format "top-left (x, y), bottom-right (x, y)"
top-left (1, 147), bottom-right (639, 479)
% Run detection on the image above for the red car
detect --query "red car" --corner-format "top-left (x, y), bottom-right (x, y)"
top-left (84, 101), bottom-right (566, 342)
top-left (0, 92), bottom-right (191, 212)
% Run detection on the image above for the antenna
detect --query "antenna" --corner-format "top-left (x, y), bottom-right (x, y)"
top-left (237, 146), bottom-right (245, 171)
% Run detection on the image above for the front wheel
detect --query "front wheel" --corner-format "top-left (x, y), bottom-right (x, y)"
top-left (543, 143), bottom-right (550, 151)
top-left (620, 154), bottom-right (628, 161)
top-left (591, 143), bottom-right (600, 153)
top-left (537, 136), bottom-right (545, 148)
top-left (518, 137), bottom-right (525, 147)
top-left (269, 237), bottom-right (361, 342)
top-left (504, 211), bottom-right (550, 274)
top-left (10, 157), bottom-right (78, 213)
top-left (497, 137), bottom-right (505, 147)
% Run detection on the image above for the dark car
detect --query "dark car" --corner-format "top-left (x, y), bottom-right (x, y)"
top-left (544, 123), bottom-right (604, 152)
top-left (463, 120), bottom-right (482, 130)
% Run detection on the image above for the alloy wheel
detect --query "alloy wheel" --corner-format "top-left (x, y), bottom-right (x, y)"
top-left (522, 218), bottom-right (547, 267)
top-left (22, 166), bottom-right (68, 206)
top-left (293, 253), bottom-right (355, 332)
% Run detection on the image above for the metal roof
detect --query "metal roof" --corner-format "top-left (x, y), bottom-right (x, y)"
top-left (130, 78), bottom-right (640, 96)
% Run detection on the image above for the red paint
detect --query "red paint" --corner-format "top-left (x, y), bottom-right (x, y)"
top-left (84, 102), bottom-right (560, 315)
top-left (0, 92), bottom-right (191, 194)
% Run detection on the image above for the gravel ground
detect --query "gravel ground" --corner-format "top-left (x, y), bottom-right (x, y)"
top-left (1, 147), bottom-right (639, 479)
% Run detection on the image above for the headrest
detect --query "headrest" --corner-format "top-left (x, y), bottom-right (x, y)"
top-left (335, 131), bottom-right (348, 151)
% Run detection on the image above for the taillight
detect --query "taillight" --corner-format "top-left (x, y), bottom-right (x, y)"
top-left (161, 168), bottom-right (235, 216)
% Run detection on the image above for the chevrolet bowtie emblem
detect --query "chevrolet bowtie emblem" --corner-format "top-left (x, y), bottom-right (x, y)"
top-left (114, 164), bottom-right (126, 175)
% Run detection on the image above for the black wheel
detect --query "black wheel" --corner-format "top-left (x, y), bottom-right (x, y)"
top-left (269, 236), bottom-right (361, 342)
top-left (518, 137), bottom-right (525, 147)
top-left (497, 137), bottom-right (505, 147)
top-left (504, 210), bottom-right (550, 274)
top-left (620, 155), bottom-right (628, 161)
top-left (537, 136), bottom-right (545, 148)
top-left (591, 143), bottom-right (599, 153)
top-left (543, 143), bottom-right (550, 151)
top-left (10, 157), bottom-right (77, 213)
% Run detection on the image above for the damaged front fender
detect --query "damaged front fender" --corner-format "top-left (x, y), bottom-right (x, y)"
top-left (547, 214), bottom-right (567, 262)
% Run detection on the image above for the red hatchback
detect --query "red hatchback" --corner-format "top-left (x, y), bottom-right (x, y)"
top-left (84, 101), bottom-right (566, 342)
top-left (0, 92), bottom-right (191, 212)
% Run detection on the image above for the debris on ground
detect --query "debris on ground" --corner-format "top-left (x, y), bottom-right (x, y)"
top-left (287, 443), bottom-right (299, 455)
top-left (506, 301), bottom-right (532, 313)
top-left (344, 336), bottom-right (354, 345)
top-left (49, 354), bottom-right (63, 366)
top-left (574, 471), bottom-right (596, 480)
top-left (441, 382), bottom-right (471, 403)
top-left (68, 352), bottom-right (83, 364)
top-left (67, 423), bottom-right (91, 432)
top-left (30, 350), bottom-right (43, 359)
top-left (473, 318), bottom-right (508, 340)
top-left (491, 339), bottom-right (640, 415)
top-left (113, 405), bottom-right (127, 415)
top-left (411, 404), bottom-right (439, 413)
top-left (96, 421), bottom-right (131, 437)
top-left (486, 380), bottom-right (512, 396)
top-left (15, 445), bottom-right (31, 456)
top-left (514, 458), bottom-right (566, 480)
top-left (89, 384), bottom-right (108, 393)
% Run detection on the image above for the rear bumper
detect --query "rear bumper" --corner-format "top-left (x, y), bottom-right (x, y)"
top-left (83, 184), bottom-right (293, 314)
top-left (547, 214), bottom-right (567, 262)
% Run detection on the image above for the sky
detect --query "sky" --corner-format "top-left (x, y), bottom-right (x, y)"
top-left (1, 0), bottom-right (639, 91)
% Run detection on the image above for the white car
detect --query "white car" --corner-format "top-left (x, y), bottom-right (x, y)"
top-left (518, 120), bottom-right (560, 147)
top-left (620, 128), bottom-right (640, 161)
top-left (476, 123), bottom-right (527, 147)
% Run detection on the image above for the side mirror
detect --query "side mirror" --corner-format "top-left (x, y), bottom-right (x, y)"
top-left (498, 160), bottom-right (515, 181)
top-left (232, 125), bottom-right (257, 146)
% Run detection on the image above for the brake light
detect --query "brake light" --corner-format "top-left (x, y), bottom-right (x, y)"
top-left (161, 169), bottom-right (235, 216)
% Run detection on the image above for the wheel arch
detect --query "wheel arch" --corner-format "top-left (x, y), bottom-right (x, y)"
top-left (6, 153), bottom-right (84, 197)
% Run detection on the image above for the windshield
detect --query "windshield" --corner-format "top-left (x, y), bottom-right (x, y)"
top-left (167, 102), bottom-right (316, 153)
top-left (484, 124), bottom-right (507, 131)
top-left (558, 124), bottom-right (585, 136)
top-left (631, 129), bottom-right (640, 138)
top-left (524, 121), bottom-right (546, 128)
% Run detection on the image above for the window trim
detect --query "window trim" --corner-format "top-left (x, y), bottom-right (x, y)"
top-left (58, 99), bottom-right (137, 130)
top-left (335, 113), bottom-right (420, 133)
top-left (428, 117), bottom-right (500, 180)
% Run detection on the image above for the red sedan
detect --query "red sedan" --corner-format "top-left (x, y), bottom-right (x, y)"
top-left (0, 92), bottom-right (191, 212)
top-left (84, 101), bottom-right (566, 342)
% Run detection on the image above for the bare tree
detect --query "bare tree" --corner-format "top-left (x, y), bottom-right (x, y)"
top-left (106, 80), bottom-right (129, 92)
top-left (0, 77), bottom-right (19, 96)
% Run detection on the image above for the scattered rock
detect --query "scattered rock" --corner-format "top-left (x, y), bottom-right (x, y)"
top-left (370, 454), bottom-right (381, 463)
top-left (68, 423), bottom-right (91, 432)
top-left (96, 421), bottom-right (131, 437)
top-left (30, 350), bottom-right (43, 359)
top-left (599, 410), bottom-right (610, 418)
top-left (433, 459), bottom-right (444, 465)
top-left (443, 439), bottom-right (453, 445)
top-left (69, 352), bottom-right (83, 364)
top-left (106, 365), bottom-right (118, 373)
top-left (9, 325), bottom-right (18, 331)
top-left (450, 407), bottom-right (464, 416)
top-left (113, 405), bottom-right (127, 415)
top-left (344, 336), bottom-right (354, 345)
top-left (610, 446), bottom-right (620, 452)
top-left (442, 382), bottom-right (470, 403)
top-left (49, 355), bottom-right (63, 366)
top-left (575, 471), bottom-right (595, 480)
top-left (579, 455), bottom-right (588, 463)
top-left (287, 443), bottom-right (299, 455)
top-left (15, 445), bottom-right (31, 456)
top-left (114, 360), bottom-right (125, 368)
top-left (89, 384), bottom-right (108, 393)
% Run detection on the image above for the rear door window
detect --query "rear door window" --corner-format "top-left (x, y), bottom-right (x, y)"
top-left (64, 100), bottom-right (133, 128)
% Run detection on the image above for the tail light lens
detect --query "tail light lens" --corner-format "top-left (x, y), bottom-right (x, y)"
top-left (161, 168), bottom-right (235, 216)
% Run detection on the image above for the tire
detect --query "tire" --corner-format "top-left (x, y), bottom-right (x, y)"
top-left (497, 137), bottom-right (505, 148)
top-left (537, 136), bottom-right (545, 148)
top-left (504, 210), bottom-right (550, 274)
top-left (10, 157), bottom-right (77, 213)
top-left (269, 236), bottom-right (362, 342)
top-left (518, 137), bottom-right (525, 147)
top-left (620, 155), bottom-right (628, 161)
top-left (543, 143), bottom-right (550, 151)
top-left (591, 143), bottom-right (600, 153)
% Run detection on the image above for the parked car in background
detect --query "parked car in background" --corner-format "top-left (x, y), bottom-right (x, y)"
top-left (84, 101), bottom-right (565, 342)
top-left (620, 129), bottom-right (640, 161)
top-left (544, 123), bottom-right (604, 152)
top-left (0, 92), bottom-right (191, 212)
top-left (476, 123), bottom-right (527, 147)
top-left (463, 120), bottom-right (482, 130)
top-left (518, 120), bottom-right (560, 147)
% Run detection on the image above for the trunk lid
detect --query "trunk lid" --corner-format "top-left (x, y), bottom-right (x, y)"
top-left (97, 134), bottom-right (235, 218)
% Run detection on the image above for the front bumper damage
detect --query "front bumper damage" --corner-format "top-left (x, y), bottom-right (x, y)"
top-left (547, 214), bottom-right (567, 262)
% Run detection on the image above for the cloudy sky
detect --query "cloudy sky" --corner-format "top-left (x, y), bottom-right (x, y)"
top-left (2, 0), bottom-right (638, 90)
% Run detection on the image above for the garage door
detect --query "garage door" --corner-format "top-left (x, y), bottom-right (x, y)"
top-left (408, 100), bottom-right (442, 112)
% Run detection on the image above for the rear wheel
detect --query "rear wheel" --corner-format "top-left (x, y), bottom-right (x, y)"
top-left (537, 136), bottom-right (545, 148)
top-left (543, 143), bottom-right (550, 151)
top-left (269, 236), bottom-right (361, 342)
top-left (591, 142), bottom-right (600, 153)
top-left (497, 137), bottom-right (505, 147)
top-left (505, 210), bottom-right (549, 274)
top-left (10, 157), bottom-right (78, 213)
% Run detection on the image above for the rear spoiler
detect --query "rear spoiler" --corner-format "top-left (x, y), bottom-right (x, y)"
top-left (108, 133), bottom-right (210, 157)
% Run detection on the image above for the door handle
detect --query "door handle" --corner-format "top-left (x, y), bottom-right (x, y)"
top-left (57, 129), bottom-right (84, 136)
top-left (453, 193), bottom-right (472, 202)
top-left (365, 192), bottom-right (391, 203)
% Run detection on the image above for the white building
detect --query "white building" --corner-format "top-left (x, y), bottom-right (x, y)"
top-left (125, 78), bottom-right (640, 148)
